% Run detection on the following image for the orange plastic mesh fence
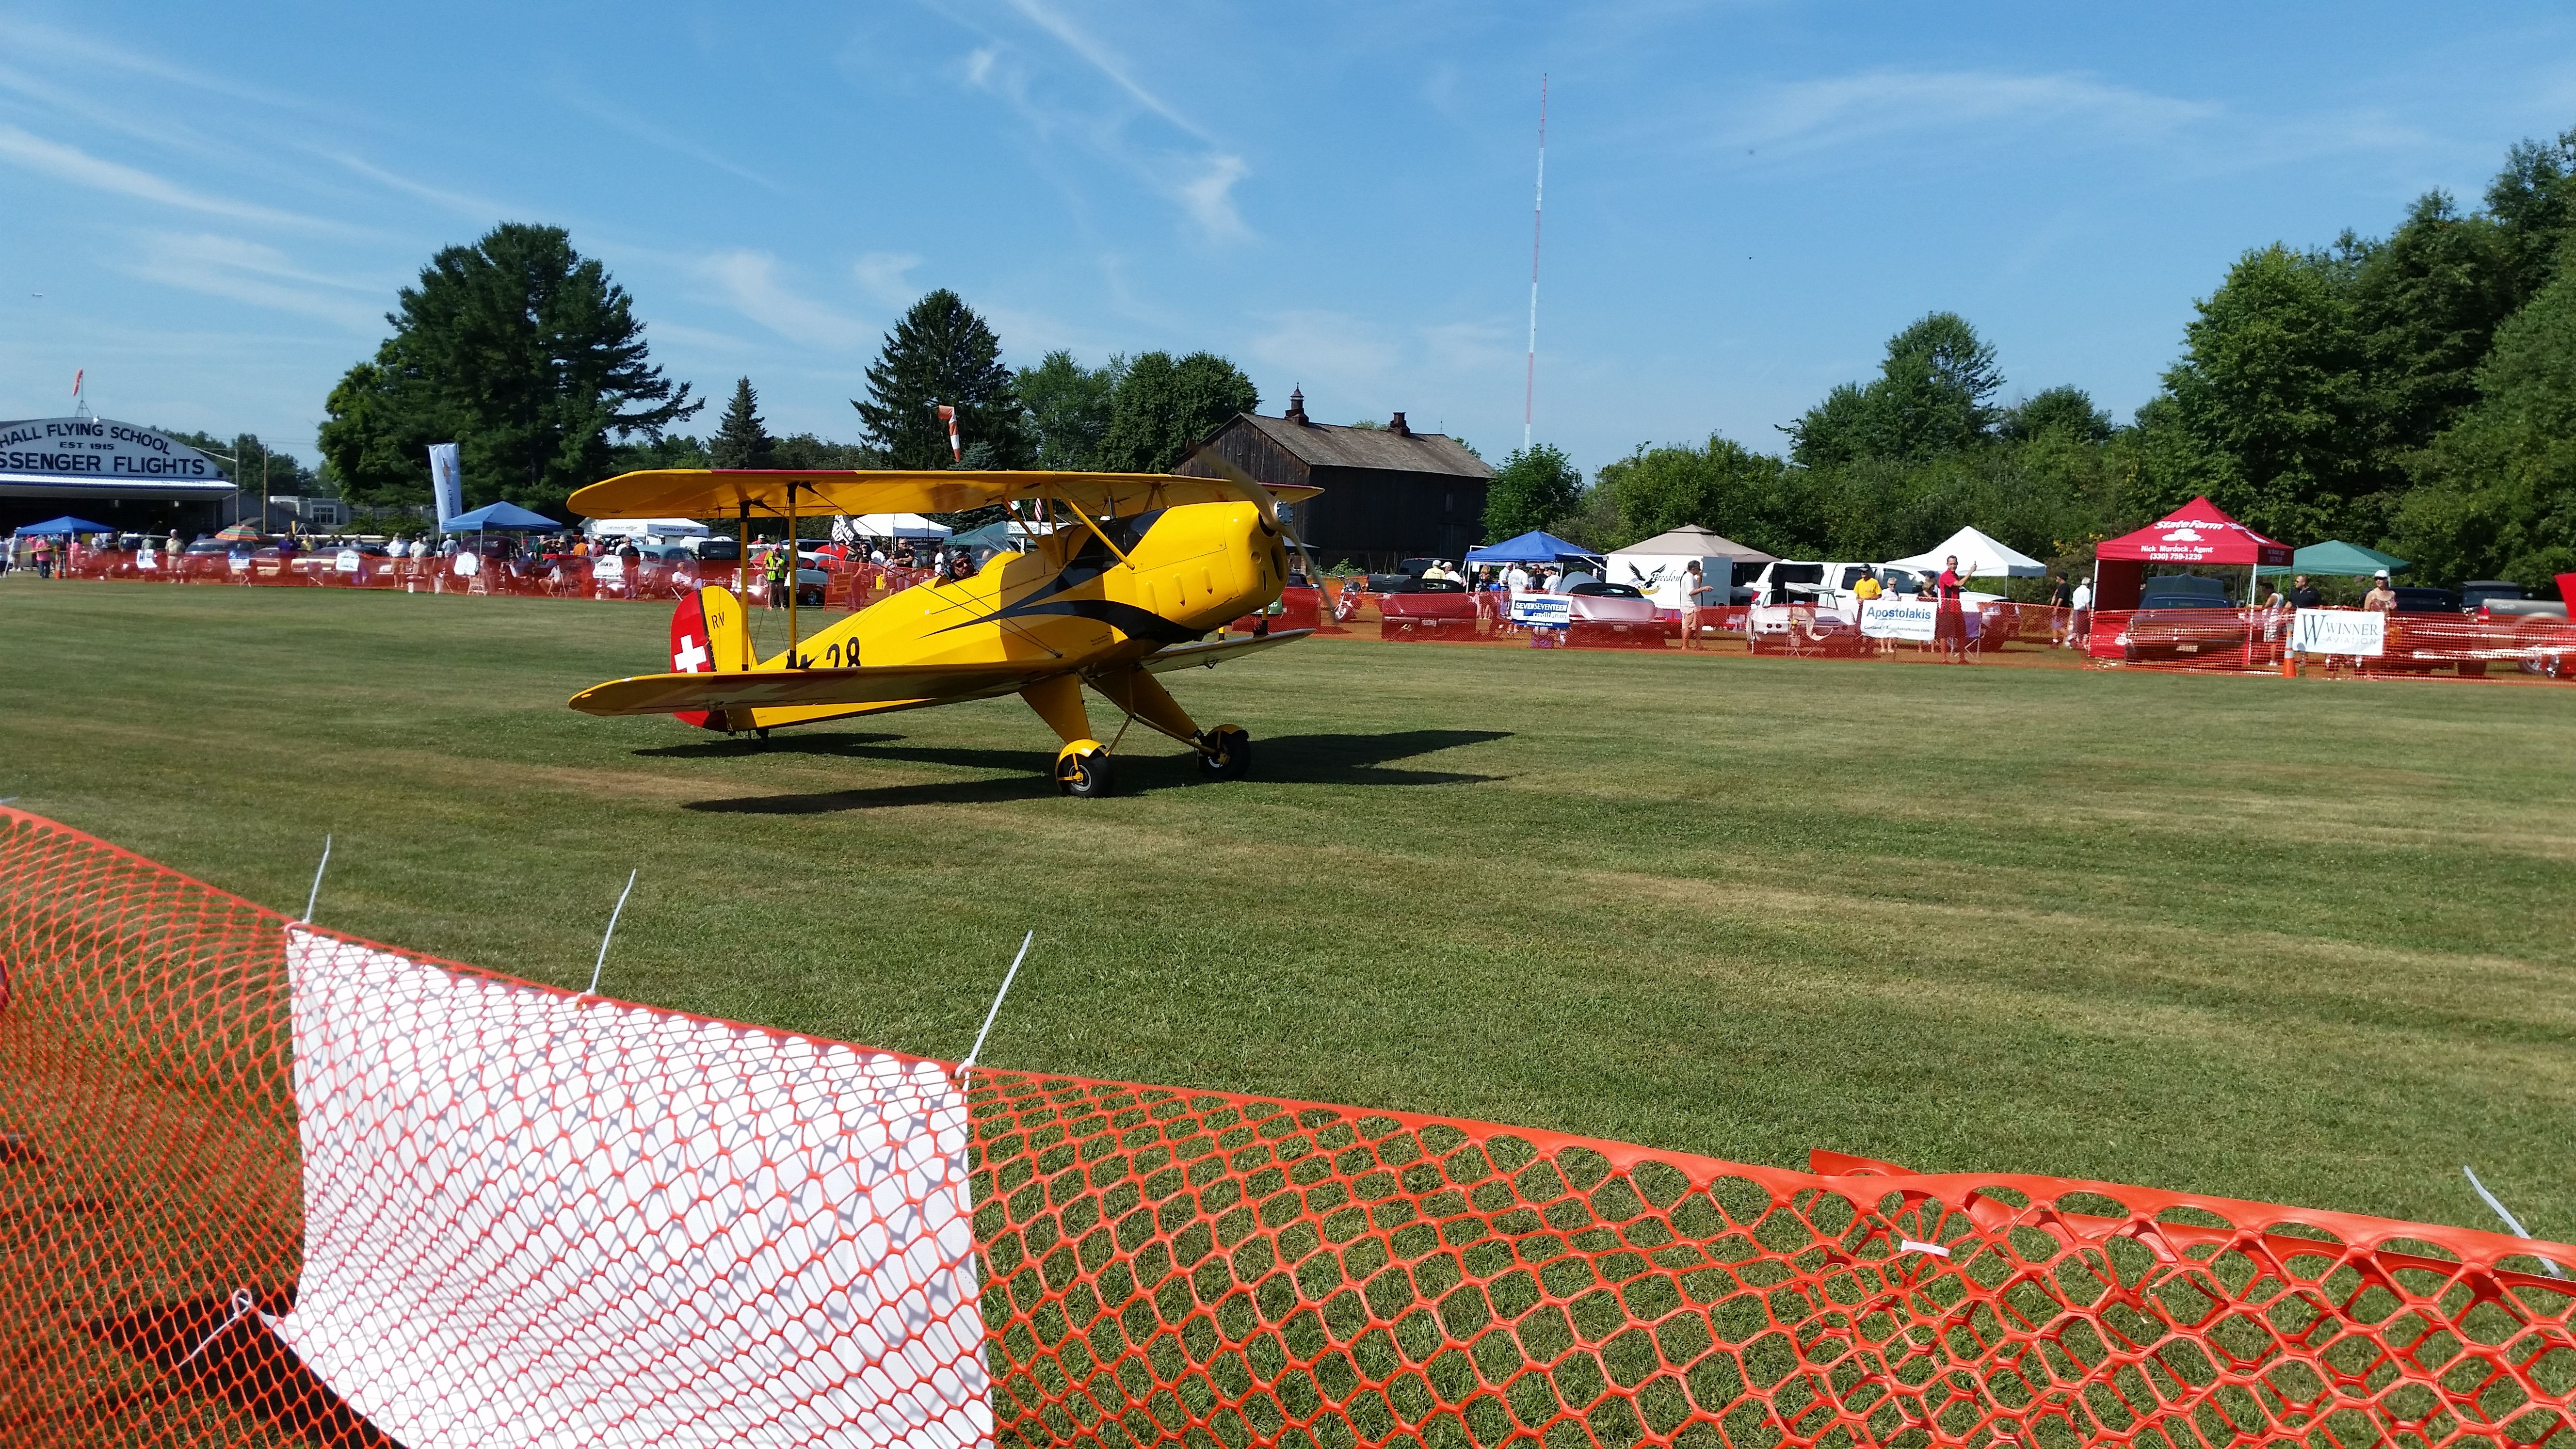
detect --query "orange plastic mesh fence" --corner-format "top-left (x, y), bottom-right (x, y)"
top-left (7, 803), bottom-right (2576, 1449)
top-left (2086, 609), bottom-right (2576, 681)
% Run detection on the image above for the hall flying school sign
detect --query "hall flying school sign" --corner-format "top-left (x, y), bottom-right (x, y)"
top-left (0, 416), bottom-right (237, 499)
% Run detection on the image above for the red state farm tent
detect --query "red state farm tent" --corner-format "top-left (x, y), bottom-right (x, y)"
top-left (2092, 496), bottom-right (2293, 609)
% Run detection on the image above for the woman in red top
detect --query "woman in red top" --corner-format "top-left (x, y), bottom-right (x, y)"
top-left (1933, 554), bottom-right (1970, 663)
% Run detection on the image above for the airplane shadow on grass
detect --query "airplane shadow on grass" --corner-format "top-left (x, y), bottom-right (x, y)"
top-left (651, 728), bottom-right (1512, 814)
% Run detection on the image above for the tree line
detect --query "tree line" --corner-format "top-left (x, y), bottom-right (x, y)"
top-left (313, 225), bottom-right (1259, 521)
top-left (1486, 126), bottom-right (2576, 589)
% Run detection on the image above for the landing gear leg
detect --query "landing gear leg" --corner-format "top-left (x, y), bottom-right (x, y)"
top-left (1197, 724), bottom-right (1251, 780)
top-left (1022, 674), bottom-right (1116, 798)
top-left (1087, 667), bottom-right (1252, 784)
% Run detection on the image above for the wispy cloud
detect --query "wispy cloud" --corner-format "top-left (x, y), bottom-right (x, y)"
top-left (0, 125), bottom-right (334, 230)
top-left (127, 232), bottom-right (385, 331)
top-left (962, 1), bottom-right (1253, 243)
top-left (322, 152), bottom-right (508, 221)
top-left (998, 0), bottom-right (1210, 143)
top-left (852, 251), bottom-right (924, 305)
top-left (1724, 69), bottom-right (2221, 159)
top-left (560, 89), bottom-right (783, 193)
top-left (1249, 310), bottom-right (1403, 387)
top-left (697, 250), bottom-right (869, 350)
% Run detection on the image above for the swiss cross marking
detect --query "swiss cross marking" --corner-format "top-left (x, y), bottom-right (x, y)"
top-left (674, 634), bottom-right (711, 672)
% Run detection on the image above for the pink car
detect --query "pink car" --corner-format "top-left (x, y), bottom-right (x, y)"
top-left (1562, 580), bottom-right (1668, 645)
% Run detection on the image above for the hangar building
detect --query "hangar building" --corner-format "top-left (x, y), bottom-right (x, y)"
top-left (0, 414), bottom-right (238, 537)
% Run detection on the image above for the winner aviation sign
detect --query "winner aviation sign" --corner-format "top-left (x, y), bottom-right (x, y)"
top-left (0, 416), bottom-right (236, 498)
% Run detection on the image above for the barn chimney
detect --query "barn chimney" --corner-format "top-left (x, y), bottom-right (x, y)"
top-left (1388, 411), bottom-right (1411, 437)
top-left (1285, 387), bottom-right (1308, 424)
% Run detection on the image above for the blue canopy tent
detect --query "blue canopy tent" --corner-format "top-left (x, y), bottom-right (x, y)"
top-left (1464, 530), bottom-right (1601, 566)
top-left (13, 515), bottom-right (114, 536)
top-left (439, 501), bottom-right (560, 532)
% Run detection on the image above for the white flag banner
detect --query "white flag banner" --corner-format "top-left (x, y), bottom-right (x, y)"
top-left (427, 444), bottom-right (464, 528)
top-left (2291, 608), bottom-right (2386, 657)
top-left (1856, 599), bottom-right (1940, 642)
top-left (275, 930), bottom-right (991, 1449)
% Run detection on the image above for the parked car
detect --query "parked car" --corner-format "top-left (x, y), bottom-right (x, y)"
top-left (1377, 576), bottom-right (1474, 612)
top-left (2101, 575), bottom-right (2250, 662)
top-left (2390, 586), bottom-right (2462, 613)
top-left (1561, 579), bottom-right (1667, 643)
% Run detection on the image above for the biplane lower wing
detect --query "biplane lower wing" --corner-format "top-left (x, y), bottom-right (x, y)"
top-left (1135, 628), bottom-right (1313, 676)
top-left (569, 660), bottom-right (1059, 717)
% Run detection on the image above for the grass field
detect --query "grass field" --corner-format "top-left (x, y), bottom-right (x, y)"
top-left (4, 578), bottom-right (2572, 1239)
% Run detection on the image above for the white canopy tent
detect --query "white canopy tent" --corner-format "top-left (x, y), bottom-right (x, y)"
top-left (1604, 525), bottom-right (1777, 608)
top-left (837, 512), bottom-right (952, 541)
top-left (584, 517), bottom-right (710, 540)
top-left (1884, 526), bottom-right (2045, 580)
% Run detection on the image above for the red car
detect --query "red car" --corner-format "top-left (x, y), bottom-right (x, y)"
top-left (1378, 578), bottom-right (1478, 639)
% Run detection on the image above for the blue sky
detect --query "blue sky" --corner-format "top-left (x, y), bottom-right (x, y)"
top-left (3, 2), bottom-right (2573, 479)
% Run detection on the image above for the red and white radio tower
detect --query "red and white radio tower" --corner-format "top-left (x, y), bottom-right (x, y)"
top-left (1523, 75), bottom-right (1546, 452)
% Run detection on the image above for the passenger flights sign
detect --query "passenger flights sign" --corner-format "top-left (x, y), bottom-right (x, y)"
top-left (0, 416), bottom-right (235, 498)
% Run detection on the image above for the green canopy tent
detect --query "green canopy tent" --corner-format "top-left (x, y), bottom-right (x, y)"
top-left (2259, 541), bottom-right (2408, 577)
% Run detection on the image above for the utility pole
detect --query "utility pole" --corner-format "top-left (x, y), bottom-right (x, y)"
top-left (1524, 75), bottom-right (1547, 452)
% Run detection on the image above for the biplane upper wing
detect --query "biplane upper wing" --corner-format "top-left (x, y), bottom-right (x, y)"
top-left (1135, 628), bottom-right (1314, 676)
top-left (567, 469), bottom-right (1320, 522)
top-left (569, 660), bottom-right (1058, 717)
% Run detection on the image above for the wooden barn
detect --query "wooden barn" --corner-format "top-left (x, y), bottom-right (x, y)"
top-left (1173, 390), bottom-right (1494, 571)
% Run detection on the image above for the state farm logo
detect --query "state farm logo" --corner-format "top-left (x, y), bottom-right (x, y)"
top-left (2161, 527), bottom-right (2205, 544)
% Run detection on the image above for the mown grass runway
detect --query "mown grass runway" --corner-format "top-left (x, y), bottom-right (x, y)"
top-left (4, 579), bottom-right (2572, 1236)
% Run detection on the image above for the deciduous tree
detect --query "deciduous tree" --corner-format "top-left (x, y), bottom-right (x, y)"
top-left (1480, 443), bottom-right (1584, 542)
top-left (1095, 352), bottom-right (1257, 473)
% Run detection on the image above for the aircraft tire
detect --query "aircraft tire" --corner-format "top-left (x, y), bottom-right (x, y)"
top-left (1056, 740), bottom-right (1113, 798)
top-left (1197, 725), bottom-right (1251, 781)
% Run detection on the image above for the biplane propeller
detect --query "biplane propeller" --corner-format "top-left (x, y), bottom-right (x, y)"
top-left (564, 467), bottom-right (1322, 798)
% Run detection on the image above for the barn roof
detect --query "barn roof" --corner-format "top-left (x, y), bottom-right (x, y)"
top-left (1207, 413), bottom-right (1495, 479)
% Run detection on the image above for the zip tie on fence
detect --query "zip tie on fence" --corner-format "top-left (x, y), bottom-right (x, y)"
top-left (585, 869), bottom-right (638, 998)
top-left (2464, 1165), bottom-right (2567, 1277)
top-left (961, 931), bottom-right (1035, 1081)
top-left (177, 1288), bottom-right (260, 1369)
top-left (300, 835), bottom-right (331, 924)
top-left (1898, 1239), bottom-right (1951, 1257)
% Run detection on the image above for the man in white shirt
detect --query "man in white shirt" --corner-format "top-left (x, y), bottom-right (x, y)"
top-left (1506, 564), bottom-right (1530, 592)
top-left (2067, 577), bottom-right (2093, 648)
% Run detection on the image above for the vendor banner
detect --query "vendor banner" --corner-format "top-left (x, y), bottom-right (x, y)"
top-left (1856, 598), bottom-right (1938, 642)
top-left (1508, 592), bottom-right (1571, 627)
top-left (427, 443), bottom-right (464, 528)
top-left (2291, 608), bottom-right (2386, 657)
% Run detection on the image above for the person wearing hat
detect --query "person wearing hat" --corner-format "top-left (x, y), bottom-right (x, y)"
top-left (2362, 570), bottom-right (2398, 612)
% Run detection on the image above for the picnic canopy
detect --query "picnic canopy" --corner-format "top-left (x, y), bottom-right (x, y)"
top-left (2093, 497), bottom-right (2291, 611)
top-left (1612, 525), bottom-right (1775, 563)
top-left (12, 515), bottom-right (112, 536)
top-left (2096, 497), bottom-right (2291, 567)
top-left (947, 520), bottom-right (1018, 556)
top-left (1885, 526), bottom-right (2046, 579)
top-left (2258, 540), bottom-right (2408, 577)
top-left (440, 501), bottom-right (559, 533)
top-left (847, 512), bottom-right (950, 540)
top-left (1465, 530), bottom-right (1601, 565)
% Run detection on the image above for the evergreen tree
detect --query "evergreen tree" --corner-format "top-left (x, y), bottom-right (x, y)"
top-left (319, 223), bottom-right (698, 512)
top-left (710, 377), bottom-right (776, 469)
top-left (1095, 352), bottom-right (1258, 473)
top-left (1480, 443), bottom-right (1585, 542)
top-left (852, 290), bottom-right (1031, 469)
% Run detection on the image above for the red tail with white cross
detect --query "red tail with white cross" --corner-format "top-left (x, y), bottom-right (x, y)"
top-left (667, 585), bottom-right (745, 729)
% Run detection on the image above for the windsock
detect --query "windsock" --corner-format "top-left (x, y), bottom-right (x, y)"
top-left (71, 368), bottom-right (82, 398)
top-left (935, 403), bottom-right (960, 461)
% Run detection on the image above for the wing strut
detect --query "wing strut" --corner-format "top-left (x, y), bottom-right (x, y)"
top-left (1047, 485), bottom-right (1133, 567)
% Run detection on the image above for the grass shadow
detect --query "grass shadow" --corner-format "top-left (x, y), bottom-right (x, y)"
top-left (681, 728), bottom-right (1511, 814)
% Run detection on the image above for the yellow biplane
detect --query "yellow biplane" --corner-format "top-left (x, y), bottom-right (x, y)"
top-left (564, 468), bottom-right (1317, 797)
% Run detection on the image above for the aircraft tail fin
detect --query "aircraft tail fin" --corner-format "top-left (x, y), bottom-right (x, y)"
top-left (668, 585), bottom-right (746, 728)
